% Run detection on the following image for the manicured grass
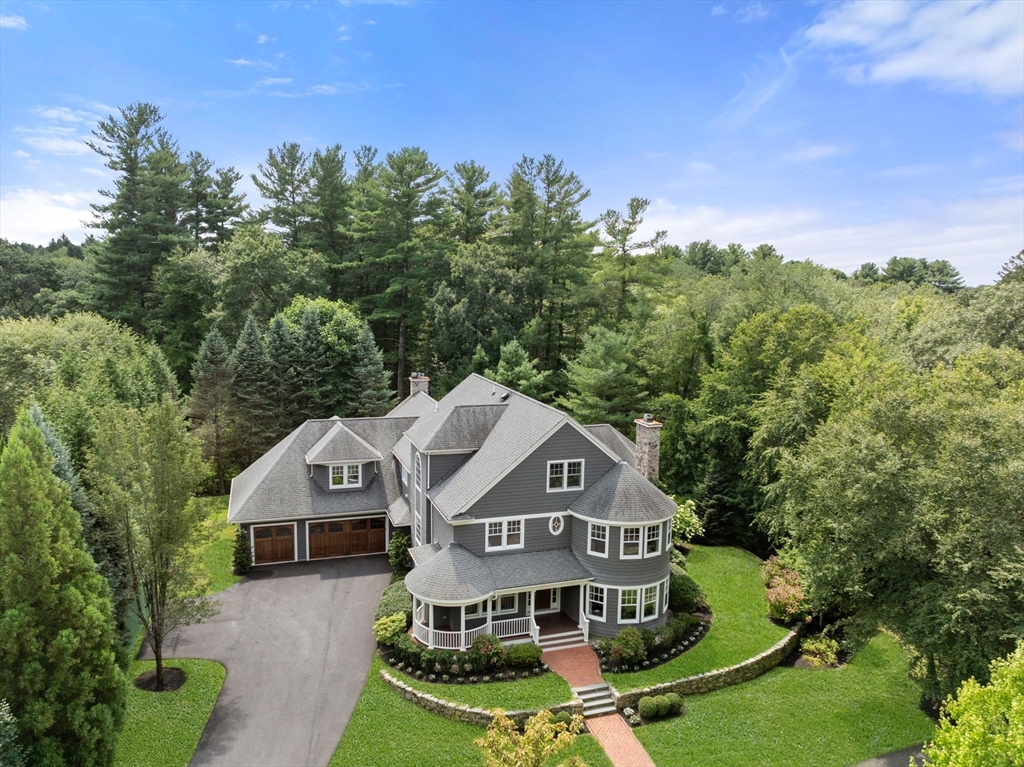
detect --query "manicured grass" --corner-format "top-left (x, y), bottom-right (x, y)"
top-left (114, 657), bottom-right (225, 767)
top-left (635, 633), bottom-right (935, 767)
top-left (194, 495), bottom-right (241, 594)
top-left (391, 663), bottom-right (574, 710)
top-left (332, 657), bottom-right (611, 767)
top-left (606, 545), bottom-right (789, 690)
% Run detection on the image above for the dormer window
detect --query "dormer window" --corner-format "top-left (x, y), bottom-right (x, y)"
top-left (330, 463), bottom-right (361, 488)
top-left (547, 459), bottom-right (583, 492)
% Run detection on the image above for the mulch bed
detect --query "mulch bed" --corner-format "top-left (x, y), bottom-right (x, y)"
top-left (134, 667), bottom-right (187, 692)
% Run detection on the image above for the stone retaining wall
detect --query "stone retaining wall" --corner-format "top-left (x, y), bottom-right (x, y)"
top-left (611, 625), bottom-right (804, 710)
top-left (379, 669), bottom-right (583, 727)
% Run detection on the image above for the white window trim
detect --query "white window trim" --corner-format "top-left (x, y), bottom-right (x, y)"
top-left (549, 514), bottom-right (565, 536)
top-left (644, 524), bottom-right (662, 557)
top-left (400, 464), bottom-right (409, 498)
top-left (484, 518), bottom-right (525, 552)
top-left (663, 577), bottom-right (670, 612)
top-left (620, 526), bottom-right (642, 560)
top-left (588, 522), bottom-right (609, 558)
top-left (618, 587), bottom-right (640, 624)
top-left (491, 593), bottom-right (518, 615)
top-left (329, 463), bottom-right (362, 489)
top-left (414, 453), bottom-right (422, 490)
top-left (585, 584), bottom-right (606, 622)
top-left (546, 459), bottom-right (585, 493)
top-left (642, 585), bottom-right (659, 620)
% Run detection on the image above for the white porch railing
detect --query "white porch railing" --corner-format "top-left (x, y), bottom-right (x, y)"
top-left (413, 620), bottom-right (466, 650)
top-left (580, 612), bottom-right (590, 643)
top-left (492, 616), bottom-right (531, 639)
top-left (465, 624), bottom-right (488, 646)
top-left (530, 615), bottom-right (540, 644)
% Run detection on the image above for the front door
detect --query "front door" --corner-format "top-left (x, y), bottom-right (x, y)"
top-left (535, 589), bottom-right (551, 611)
top-left (253, 525), bottom-right (295, 564)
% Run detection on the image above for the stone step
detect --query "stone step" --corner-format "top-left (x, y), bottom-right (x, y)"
top-left (540, 638), bottom-right (588, 651)
top-left (541, 629), bottom-right (584, 641)
top-left (583, 703), bottom-right (618, 718)
top-left (577, 687), bottom-right (611, 700)
top-left (538, 631), bottom-right (585, 647)
top-left (573, 682), bottom-right (610, 693)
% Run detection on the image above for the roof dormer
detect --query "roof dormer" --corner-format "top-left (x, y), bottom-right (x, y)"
top-left (305, 421), bottom-right (383, 466)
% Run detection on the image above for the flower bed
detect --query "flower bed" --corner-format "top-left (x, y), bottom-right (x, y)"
top-left (382, 633), bottom-right (549, 685)
top-left (594, 613), bottom-right (710, 673)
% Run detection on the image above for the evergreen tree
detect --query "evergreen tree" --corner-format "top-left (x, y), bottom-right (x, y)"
top-left (0, 699), bottom-right (26, 767)
top-left (485, 339), bottom-right (550, 400)
top-left (209, 166), bottom-right (248, 251)
top-left (593, 196), bottom-right (668, 322)
top-left (558, 326), bottom-right (645, 432)
top-left (181, 150), bottom-right (216, 248)
top-left (346, 323), bottom-right (395, 417)
top-left (293, 306), bottom-right (334, 420)
top-left (999, 250), bottom-right (1024, 284)
top-left (306, 144), bottom-right (351, 297)
top-left (0, 409), bottom-right (127, 766)
top-left (442, 160), bottom-right (500, 244)
top-left (187, 328), bottom-right (234, 494)
top-left (265, 316), bottom-right (300, 437)
top-left (251, 142), bottom-right (311, 248)
top-left (228, 316), bottom-right (276, 464)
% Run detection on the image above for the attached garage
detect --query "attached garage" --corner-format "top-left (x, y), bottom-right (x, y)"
top-left (252, 524), bottom-right (297, 565)
top-left (308, 516), bottom-right (387, 559)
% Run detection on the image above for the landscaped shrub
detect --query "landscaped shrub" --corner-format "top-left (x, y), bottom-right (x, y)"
top-left (672, 499), bottom-right (703, 543)
top-left (470, 634), bottom-right (506, 669)
top-left (391, 633), bottom-right (423, 668)
top-left (610, 627), bottom-right (648, 666)
top-left (637, 696), bottom-right (659, 719)
top-left (639, 628), bottom-right (658, 653)
top-left (801, 636), bottom-right (840, 668)
top-left (506, 642), bottom-right (543, 669)
top-left (388, 529), bottom-right (413, 573)
top-left (655, 695), bottom-right (673, 717)
top-left (670, 547), bottom-right (687, 570)
top-left (372, 612), bottom-right (408, 645)
top-left (551, 710), bottom-right (573, 726)
top-left (761, 556), bottom-right (808, 622)
top-left (653, 625), bottom-right (676, 649)
top-left (232, 526), bottom-right (252, 575)
top-left (666, 613), bottom-right (701, 642)
top-left (664, 692), bottom-right (683, 715)
top-left (669, 570), bottom-right (705, 613)
top-left (374, 578), bottom-right (413, 623)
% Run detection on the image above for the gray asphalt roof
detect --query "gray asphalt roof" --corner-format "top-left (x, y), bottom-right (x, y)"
top-left (487, 548), bottom-right (594, 592)
top-left (408, 404), bottom-right (507, 452)
top-left (409, 542), bottom-right (441, 568)
top-left (584, 424), bottom-right (636, 465)
top-left (386, 391), bottom-right (438, 419)
top-left (392, 435), bottom-right (414, 471)
top-left (305, 421), bottom-right (383, 464)
top-left (569, 461), bottom-right (678, 524)
top-left (404, 543), bottom-right (494, 603)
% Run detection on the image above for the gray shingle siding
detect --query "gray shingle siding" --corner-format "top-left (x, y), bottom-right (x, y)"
top-left (586, 585), bottom-right (668, 638)
top-left (452, 515), bottom-right (574, 557)
top-left (461, 423), bottom-right (615, 521)
top-left (571, 515), bottom-right (670, 586)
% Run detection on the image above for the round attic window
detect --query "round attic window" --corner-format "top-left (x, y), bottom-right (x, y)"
top-left (549, 514), bottom-right (564, 536)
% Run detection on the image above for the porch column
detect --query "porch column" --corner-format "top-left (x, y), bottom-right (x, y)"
top-left (460, 605), bottom-right (466, 651)
top-left (485, 596), bottom-right (492, 635)
top-left (530, 590), bottom-right (537, 643)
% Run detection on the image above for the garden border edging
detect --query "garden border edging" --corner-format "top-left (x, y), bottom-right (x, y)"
top-left (379, 669), bottom-right (583, 727)
top-left (610, 624), bottom-right (804, 710)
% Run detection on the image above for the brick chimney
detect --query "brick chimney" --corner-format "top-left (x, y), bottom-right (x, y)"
top-left (409, 372), bottom-right (430, 397)
top-left (634, 413), bottom-right (662, 484)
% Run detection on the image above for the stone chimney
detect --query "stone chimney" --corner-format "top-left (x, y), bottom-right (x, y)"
top-left (634, 413), bottom-right (663, 484)
top-left (409, 372), bottom-right (430, 397)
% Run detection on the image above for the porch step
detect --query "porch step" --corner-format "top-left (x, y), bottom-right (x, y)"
top-left (573, 682), bottom-right (617, 718)
top-left (538, 629), bottom-right (587, 651)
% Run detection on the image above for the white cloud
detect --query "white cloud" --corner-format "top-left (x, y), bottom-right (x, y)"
top-left (690, 160), bottom-right (716, 173)
top-left (872, 164), bottom-right (940, 178)
top-left (0, 15), bottom-right (28, 29)
top-left (716, 49), bottom-right (796, 128)
top-left (34, 106), bottom-right (98, 123)
top-left (806, 0), bottom-right (1024, 96)
top-left (257, 77), bottom-right (293, 86)
top-left (783, 143), bottom-right (843, 163)
top-left (13, 150), bottom-right (31, 158)
top-left (339, 34), bottom-right (352, 41)
top-left (640, 194), bottom-right (1023, 284)
top-left (0, 188), bottom-right (98, 244)
top-left (711, 5), bottom-right (726, 17)
top-left (365, 19), bottom-right (378, 24)
top-left (80, 167), bottom-right (110, 178)
top-left (995, 128), bottom-right (1024, 151)
top-left (736, 2), bottom-right (770, 23)
top-left (14, 125), bottom-right (91, 155)
top-left (256, 34), bottom-right (274, 43)
top-left (308, 84), bottom-right (338, 95)
top-left (227, 58), bottom-right (254, 66)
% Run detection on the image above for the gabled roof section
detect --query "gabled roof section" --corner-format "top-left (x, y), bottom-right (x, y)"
top-left (305, 421), bottom-right (382, 464)
top-left (584, 424), bottom-right (636, 465)
top-left (408, 404), bottom-right (507, 452)
top-left (569, 461), bottom-right (677, 524)
top-left (386, 390), bottom-right (437, 419)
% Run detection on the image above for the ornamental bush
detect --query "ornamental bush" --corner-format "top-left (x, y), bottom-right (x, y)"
top-left (391, 633), bottom-right (423, 668)
top-left (654, 695), bottom-right (672, 717)
top-left (637, 696), bottom-right (658, 719)
top-left (372, 612), bottom-right (408, 645)
top-left (669, 570), bottom-right (705, 613)
top-left (664, 692), bottom-right (683, 715)
top-left (761, 557), bottom-right (808, 622)
top-left (232, 525), bottom-right (252, 575)
top-left (672, 499), bottom-right (703, 543)
top-left (387, 529), bottom-right (413, 573)
top-left (801, 636), bottom-right (840, 668)
top-left (470, 634), bottom-right (506, 669)
top-left (506, 642), bottom-right (543, 669)
top-left (610, 627), bottom-right (648, 665)
top-left (374, 578), bottom-right (413, 623)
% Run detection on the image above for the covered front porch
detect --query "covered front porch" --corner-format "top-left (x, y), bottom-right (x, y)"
top-left (411, 586), bottom-right (590, 651)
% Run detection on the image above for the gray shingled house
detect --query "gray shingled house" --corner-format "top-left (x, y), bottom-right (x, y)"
top-left (228, 372), bottom-right (675, 651)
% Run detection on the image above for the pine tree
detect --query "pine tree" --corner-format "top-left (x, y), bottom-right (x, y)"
top-left (485, 339), bottom-right (550, 400)
top-left (293, 306), bottom-right (334, 420)
top-left (265, 316), bottom-right (300, 437)
top-left (307, 144), bottom-right (351, 297)
top-left (558, 326), bottom-right (645, 432)
top-left (442, 160), bottom-right (500, 244)
top-left (346, 323), bottom-right (395, 416)
top-left (0, 409), bottom-right (127, 766)
top-left (228, 316), bottom-right (276, 464)
top-left (187, 328), bottom-right (234, 493)
top-left (251, 142), bottom-right (311, 248)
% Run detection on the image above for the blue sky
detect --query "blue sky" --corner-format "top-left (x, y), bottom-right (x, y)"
top-left (1, 0), bottom-right (1021, 284)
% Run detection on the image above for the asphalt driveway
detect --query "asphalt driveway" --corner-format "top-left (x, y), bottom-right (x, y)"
top-left (140, 555), bottom-right (392, 767)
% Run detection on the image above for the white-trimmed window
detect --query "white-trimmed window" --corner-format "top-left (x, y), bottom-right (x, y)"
top-left (663, 577), bottom-right (670, 612)
top-left (414, 506), bottom-right (422, 545)
top-left (643, 585), bottom-right (659, 619)
top-left (588, 523), bottom-right (608, 557)
top-left (330, 463), bottom-right (361, 488)
top-left (586, 585), bottom-right (606, 621)
top-left (549, 514), bottom-right (565, 536)
top-left (621, 527), bottom-right (641, 559)
top-left (400, 464), bottom-right (409, 497)
top-left (485, 519), bottom-right (524, 551)
top-left (645, 524), bottom-right (662, 556)
top-left (491, 594), bottom-right (517, 614)
top-left (465, 601), bottom-right (484, 617)
top-left (619, 588), bottom-right (639, 623)
top-left (414, 453), bottom-right (422, 490)
top-left (547, 459), bottom-right (584, 492)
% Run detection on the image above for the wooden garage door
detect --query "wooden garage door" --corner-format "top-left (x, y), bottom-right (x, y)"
top-left (253, 525), bottom-right (295, 565)
top-left (308, 518), bottom-right (387, 559)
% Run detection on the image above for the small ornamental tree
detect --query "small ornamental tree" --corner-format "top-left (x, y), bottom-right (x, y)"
top-left (475, 709), bottom-right (586, 767)
top-left (232, 526), bottom-right (252, 575)
top-left (922, 643), bottom-right (1024, 767)
top-left (672, 499), bottom-right (703, 544)
top-left (388, 529), bottom-right (413, 573)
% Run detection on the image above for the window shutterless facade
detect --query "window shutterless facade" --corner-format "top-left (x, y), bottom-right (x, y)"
top-left (414, 453), bottom-right (422, 490)
top-left (663, 577), bottom-right (670, 611)
top-left (485, 519), bottom-right (524, 551)
top-left (547, 459), bottom-right (584, 492)
top-left (586, 584), bottom-right (605, 621)
top-left (588, 523), bottom-right (608, 557)
top-left (330, 463), bottom-right (362, 488)
top-left (645, 524), bottom-right (661, 556)
top-left (621, 527), bottom-right (641, 558)
top-left (643, 585), bottom-right (658, 619)
top-left (619, 588), bottom-right (639, 622)
top-left (491, 594), bottom-right (517, 614)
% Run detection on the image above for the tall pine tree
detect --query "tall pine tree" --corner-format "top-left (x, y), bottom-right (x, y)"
top-left (346, 324), bottom-right (395, 417)
top-left (0, 409), bottom-right (127, 766)
top-left (293, 306), bottom-right (334, 420)
top-left (187, 328), bottom-right (234, 493)
top-left (251, 142), bottom-right (310, 248)
top-left (265, 316), bottom-right (300, 437)
top-left (228, 316), bottom-right (276, 464)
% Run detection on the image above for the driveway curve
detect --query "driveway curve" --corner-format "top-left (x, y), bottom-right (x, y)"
top-left (140, 555), bottom-right (392, 767)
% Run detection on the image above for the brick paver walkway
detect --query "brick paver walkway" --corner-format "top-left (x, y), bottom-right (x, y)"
top-left (587, 713), bottom-right (656, 767)
top-left (541, 645), bottom-right (603, 686)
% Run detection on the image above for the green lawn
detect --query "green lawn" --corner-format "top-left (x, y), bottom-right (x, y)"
top-left (194, 495), bottom-right (241, 594)
top-left (332, 657), bottom-right (611, 767)
top-left (606, 545), bottom-right (789, 690)
top-left (390, 664), bottom-right (574, 710)
top-left (635, 633), bottom-right (935, 767)
top-left (114, 657), bottom-right (225, 767)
